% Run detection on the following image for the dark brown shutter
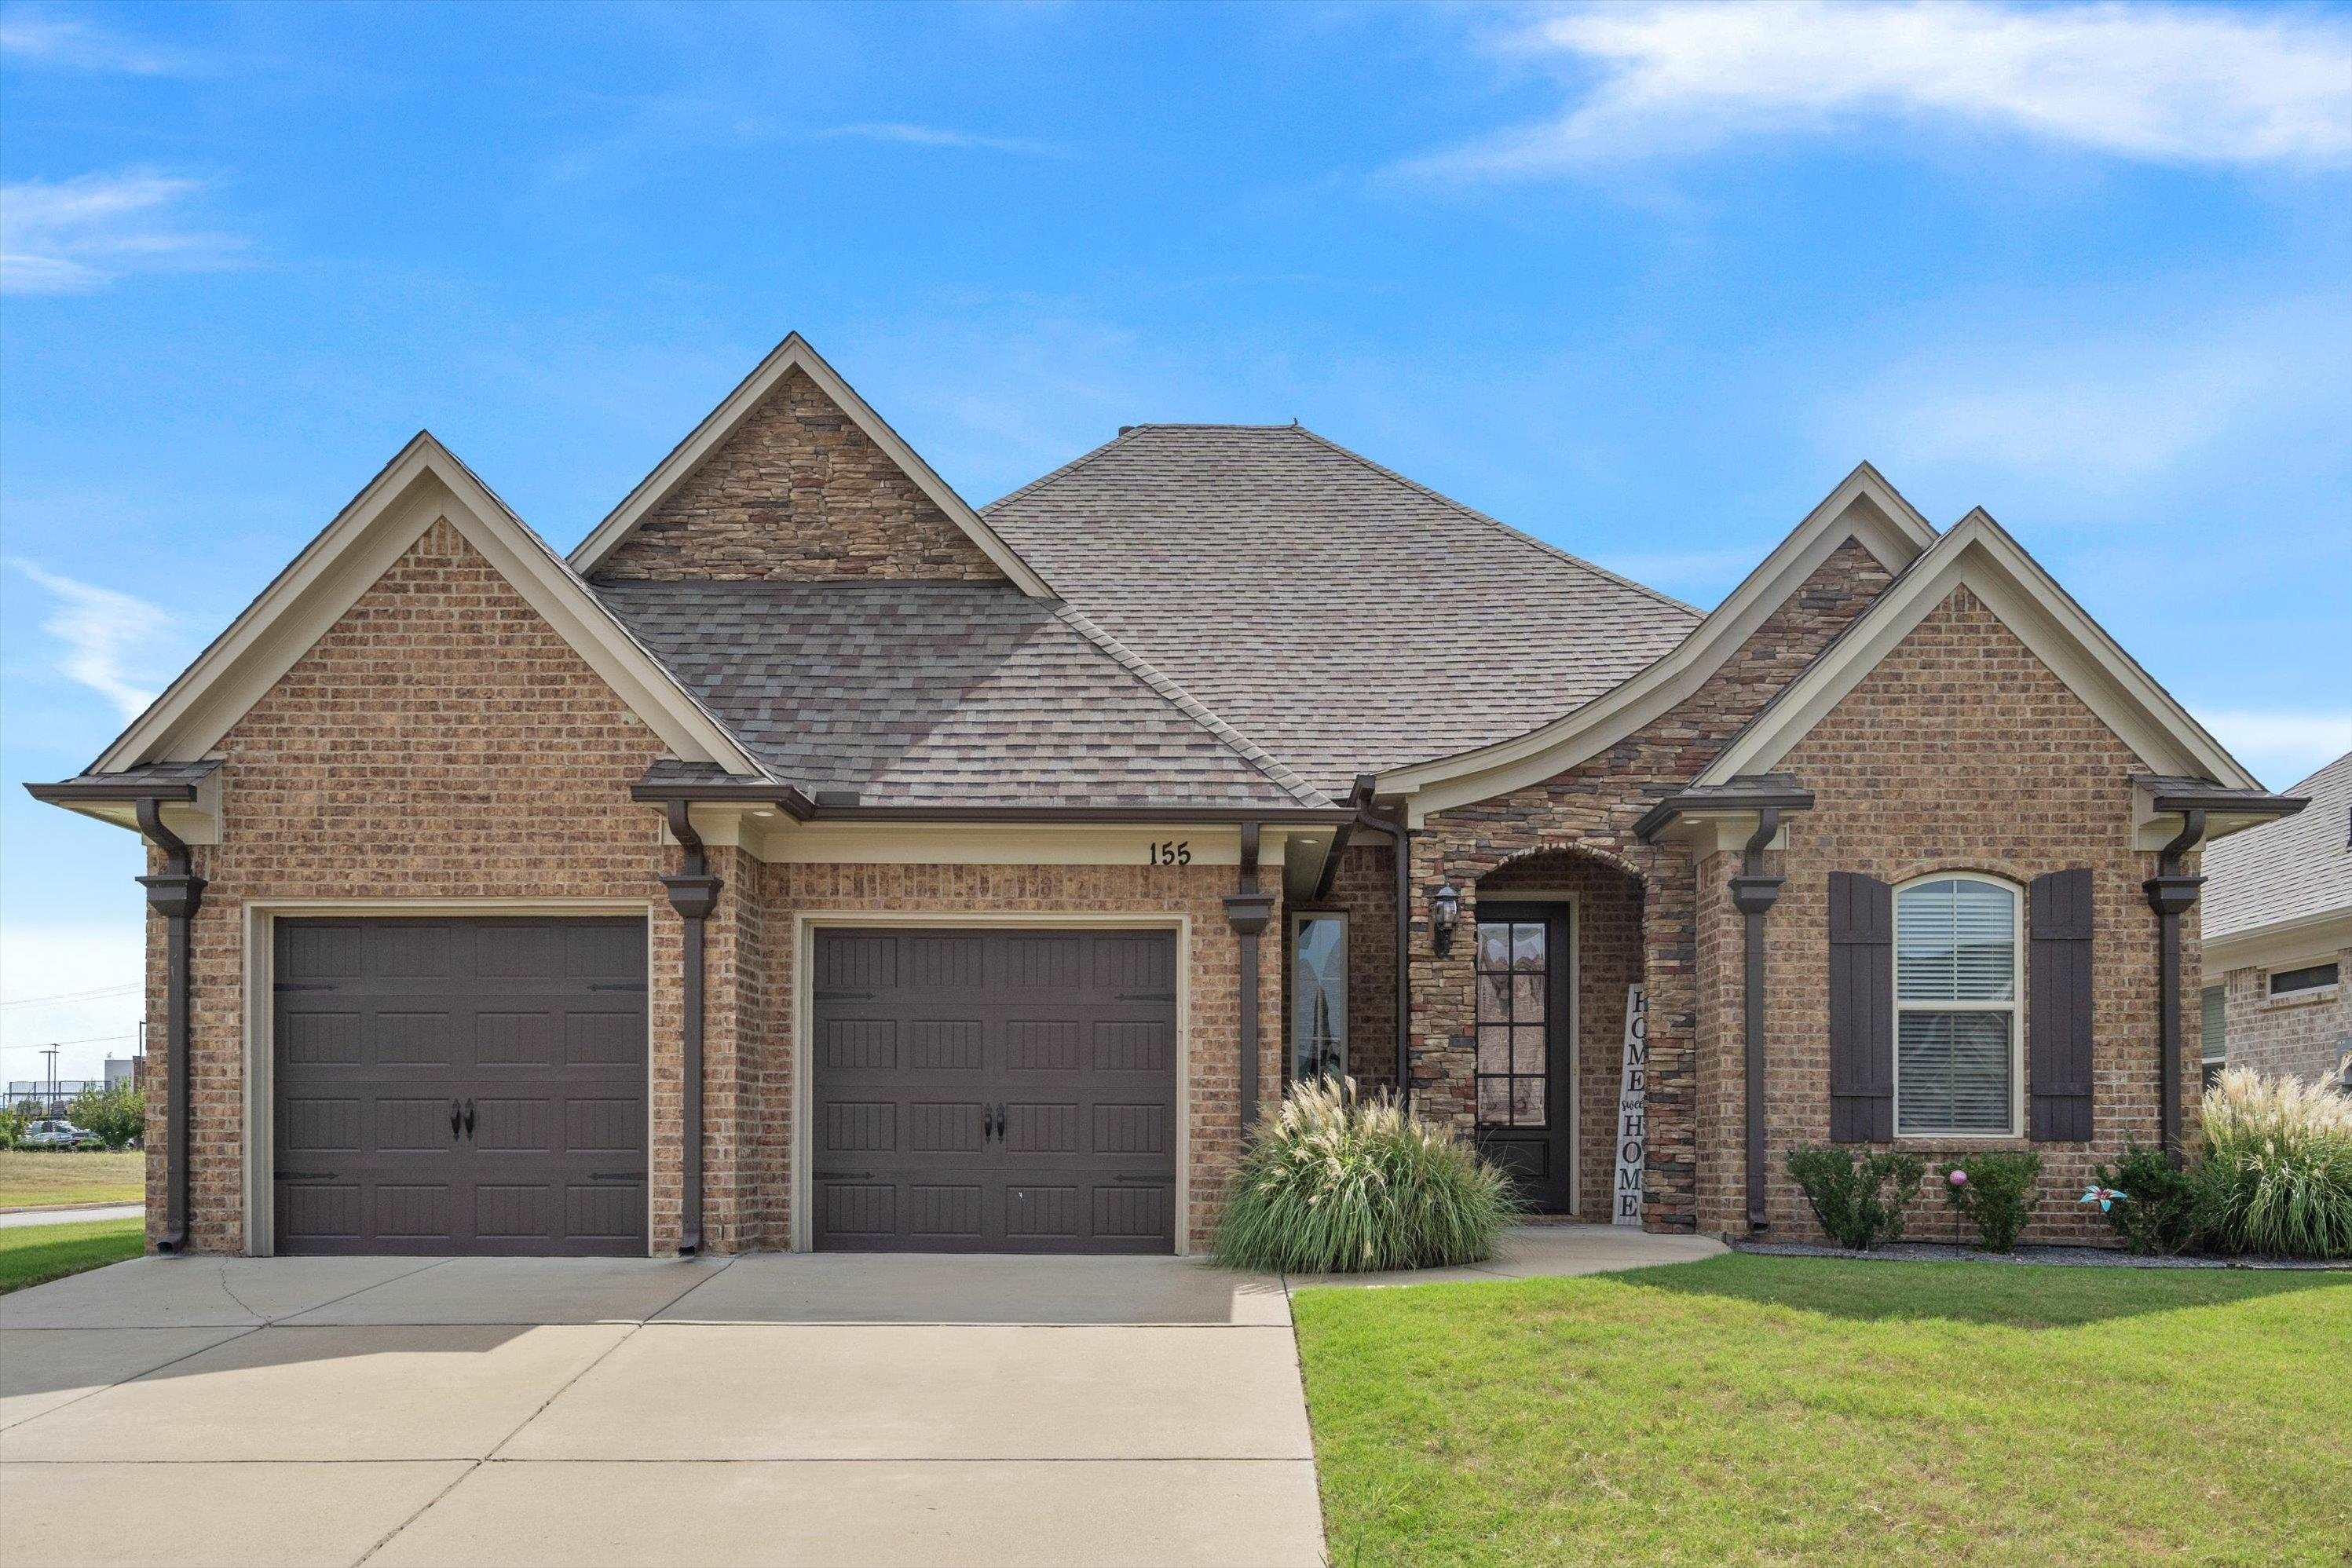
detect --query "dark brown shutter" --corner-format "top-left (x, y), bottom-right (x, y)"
top-left (2028, 868), bottom-right (2095, 1141)
top-left (1827, 872), bottom-right (1894, 1142)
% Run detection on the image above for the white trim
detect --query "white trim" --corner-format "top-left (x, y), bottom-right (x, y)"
top-left (790, 912), bottom-right (1194, 1255)
top-left (2264, 959), bottom-right (2342, 1003)
top-left (1383, 463), bottom-right (1937, 822)
top-left (569, 334), bottom-right (1055, 597)
top-left (1698, 510), bottom-right (2265, 791)
top-left (1287, 908), bottom-right (1348, 1084)
top-left (90, 433), bottom-right (763, 778)
top-left (238, 898), bottom-right (658, 1259)
top-left (1890, 873), bottom-right (2024, 1141)
top-left (2204, 909), bottom-right (2352, 976)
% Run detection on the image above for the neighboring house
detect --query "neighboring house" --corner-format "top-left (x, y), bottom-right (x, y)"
top-left (2200, 751), bottom-right (2352, 1091)
top-left (27, 334), bottom-right (2306, 1259)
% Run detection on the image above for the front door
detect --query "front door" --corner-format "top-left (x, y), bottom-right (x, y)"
top-left (1471, 901), bottom-right (1574, 1212)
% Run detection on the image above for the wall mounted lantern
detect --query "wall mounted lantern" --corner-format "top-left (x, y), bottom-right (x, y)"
top-left (1430, 882), bottom-right (1461, 955)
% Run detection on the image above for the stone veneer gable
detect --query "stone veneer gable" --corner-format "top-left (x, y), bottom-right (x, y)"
top-left (591, 365), bottom-right (1008, 583)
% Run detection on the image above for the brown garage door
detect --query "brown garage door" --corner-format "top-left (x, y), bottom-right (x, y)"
top-left (812, 927), bottom-right (1179, 1254)
top-left (273, 917), bottom-right (648, 1255)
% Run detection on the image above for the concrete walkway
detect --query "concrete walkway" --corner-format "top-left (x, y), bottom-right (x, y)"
top-left (0, 1223), bottom-right (1716, 1567)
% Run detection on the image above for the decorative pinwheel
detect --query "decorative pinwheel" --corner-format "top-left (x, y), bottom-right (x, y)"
top-left (2079, 1184), bottom-right (2126, 1212)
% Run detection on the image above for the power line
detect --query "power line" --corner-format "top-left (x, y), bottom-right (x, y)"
top-left (0, 1034), bottom-right (141, 1053)
top-left (0, 984), bottom-right (141, 1011)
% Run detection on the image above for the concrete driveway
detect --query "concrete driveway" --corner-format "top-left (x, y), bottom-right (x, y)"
top-left (0, 1252), bottom-right (1317, 1568)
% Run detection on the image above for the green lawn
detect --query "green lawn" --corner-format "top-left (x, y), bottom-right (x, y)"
top-left (0, 1150), bottom-right (144, 1210)
top-left (1293, 1254), bottom-right (2352, 1566)
top-left (0, 1217), bottom-right (145, 1295)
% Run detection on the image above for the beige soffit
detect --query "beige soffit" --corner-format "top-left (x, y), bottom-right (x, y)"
top-left (1380, 461), bottom-right (1939, 823)
top-left (1696, 508), bottom-right (2264, 791)
top-left (568, 332), bottom-right (1056, 596)
top-left (90, 432), bottom-right (767, 778)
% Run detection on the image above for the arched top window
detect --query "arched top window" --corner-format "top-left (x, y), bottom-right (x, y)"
top-left (1893, 874), bottom-right (2022, 1137)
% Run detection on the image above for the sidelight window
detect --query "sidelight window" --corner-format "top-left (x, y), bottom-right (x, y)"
top-left (1289, 913), bottom-right (1348, 1084)
top-left (1893, 875), bottom-right (2021, 1137)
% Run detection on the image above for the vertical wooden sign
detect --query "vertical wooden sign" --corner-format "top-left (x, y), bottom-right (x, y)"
top-left (1613, 984), bottom-right (1648, 1226)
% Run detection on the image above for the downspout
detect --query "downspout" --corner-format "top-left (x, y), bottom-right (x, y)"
top-left (1728, 807), bottom-right (1787, 1234)
top-left (2144, 808), bottom-right (2207, 1162)
top-left (1224, 822), bottom-right (1275, 1135)
top-left (658, 800), bottom-right (722, 1255)
top-left (134, 798), bottom-right (204, 1255)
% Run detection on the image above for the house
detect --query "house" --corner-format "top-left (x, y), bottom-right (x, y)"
top-left (2200, 750), bottom-right (2352, 1091)
top-left (27, 334), bottom-right (2308, 1259)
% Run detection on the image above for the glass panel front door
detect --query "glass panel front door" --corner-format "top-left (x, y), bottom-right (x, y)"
top-left (1472, 901), bottom-right (1573, 1212)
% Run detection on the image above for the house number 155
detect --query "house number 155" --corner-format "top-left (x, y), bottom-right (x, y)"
top-left (1149, 840), bottom-right (1192, 866)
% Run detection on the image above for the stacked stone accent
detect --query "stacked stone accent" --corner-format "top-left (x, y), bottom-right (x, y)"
top-left (591, 367), bottom-right (1006, 583)
top-left (1412, 539), bottom-right (1896, 1230)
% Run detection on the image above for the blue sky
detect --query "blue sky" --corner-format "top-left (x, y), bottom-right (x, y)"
top-left (4, 0), bottom-right (2348, 1080)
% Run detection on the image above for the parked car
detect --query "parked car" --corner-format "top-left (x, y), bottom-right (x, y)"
top-left (21, 1119), bottom-right (101, 1150)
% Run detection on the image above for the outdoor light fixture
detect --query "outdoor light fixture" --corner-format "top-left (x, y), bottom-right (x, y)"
top-left (1430, 882), bottom-right (1461, 954)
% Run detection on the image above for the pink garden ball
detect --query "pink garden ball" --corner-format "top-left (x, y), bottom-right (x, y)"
top-left (1948, 1168), bottom-right (1969, 1186)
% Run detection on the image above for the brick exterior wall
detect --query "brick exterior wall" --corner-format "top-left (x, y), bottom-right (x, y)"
top-left (151, 514), bottom-right (1271, 1258)
top-left (151, 518), bottom-right (686, 1254)
top-left (1411, 539), bottom-right (1895, 1230)
top-left (1747, 585), bottom-right (2197, 1245)
top-left (2218, 952), bottom-right (2351, 1085)
top-left (591, 367), bottom-right (1007, 583)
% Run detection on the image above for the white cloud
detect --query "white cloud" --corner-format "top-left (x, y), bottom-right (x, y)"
top-left (7, 560), bottom-right (174, 720)
top-left (1831, 297), bottom-right (2352, 494)
top-left (1406, 0), bottom-right (2352, 176)
top-left (0, 7), bottom-right (186, 73)
top-left (2199, 708), bottom-right (2352, 791)
top-left (0, 170), bottom-right (243, 294)
top-left (812, 122), bottom-right (1067, 157)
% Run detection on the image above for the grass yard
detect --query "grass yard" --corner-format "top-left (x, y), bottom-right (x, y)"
top-left (0, 1217), bottom-right (144, 1295)
top-left (1293, 1254), bottom-right (2352, 1566)
top-left (0, 1150), bottom-right (144, 1210)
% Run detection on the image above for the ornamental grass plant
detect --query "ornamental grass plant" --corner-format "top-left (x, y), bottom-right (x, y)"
top-left (1214, 1079), bottom-right (1520, 1274)
top-left (2194, 1068), bottom-right (2352, 1260)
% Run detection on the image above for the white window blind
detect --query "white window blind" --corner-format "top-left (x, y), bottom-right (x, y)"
top-left (1894, 877), bottom-right (2018, 1135)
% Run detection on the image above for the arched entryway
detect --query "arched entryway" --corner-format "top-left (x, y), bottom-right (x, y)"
top-left (1471, 848), bottom-right (1645, 1219)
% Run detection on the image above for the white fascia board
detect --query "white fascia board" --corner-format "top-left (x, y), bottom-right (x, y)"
top-left (2203, 909), bottom-right (2352, 975)
top-left (91, 433), bottom-right (765, 778)
top-left (568, 333), bottom-right (1056, 597)
top-left (1383, 462), bottom-right (1937, 824)
top-left (1696, 510), bottom-right (2266, 791)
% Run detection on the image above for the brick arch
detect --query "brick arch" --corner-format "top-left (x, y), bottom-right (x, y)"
top-left (1475, 842), bottom-right (1648, 893)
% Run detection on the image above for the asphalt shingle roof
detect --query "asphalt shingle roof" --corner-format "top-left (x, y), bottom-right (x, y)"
top-left (2202, 749), bottom-right (2352, 941)
top-left (983, 424), bottom-right (1703, 795)
top-left (592, 579), bottom-right (1324, 809)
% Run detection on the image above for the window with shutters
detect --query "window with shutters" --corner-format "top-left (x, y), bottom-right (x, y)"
top-left (1893, 875), bottom-right (2022, 1137)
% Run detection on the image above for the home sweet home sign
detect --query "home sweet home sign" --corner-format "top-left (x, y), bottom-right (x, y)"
top-left (1613, 984), bottom-right (1648, 1226)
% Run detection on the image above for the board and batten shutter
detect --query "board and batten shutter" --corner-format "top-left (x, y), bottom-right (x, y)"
top-left (2028, 868), bottom-right (2096, 1141)
top-left (1827, 872), bottom-right (1894, 1142)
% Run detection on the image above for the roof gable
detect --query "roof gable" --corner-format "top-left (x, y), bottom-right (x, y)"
top-left (88, 433), bottom-right (764, 777)
top-left (1381, 462), bottom-right (1939, 820)
top-left (1696, 508), bottom-right (2264, 791)
top-left (570, 334), bottom-right (1053, 595)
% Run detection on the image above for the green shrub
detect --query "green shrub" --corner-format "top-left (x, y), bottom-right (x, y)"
top-left (2193, 1069), bottom-right (2352, 1259)
top-left (1215, 1080), bottom-right (1520, 1273)
top-left (0, 1107), bottom-right (24, 1150)
top-left (67, 1083), bottom-right (144, 1151)
top-left (2094, 1143), bottom-right (2200, 1255)
top-left (1940, 1151), bottom-right (2042, 1252)
top-left (1786, 1146), bottom-right (1925, 1251)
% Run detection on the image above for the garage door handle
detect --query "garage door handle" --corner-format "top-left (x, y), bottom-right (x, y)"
top-left (450, 1098), bottom-right (463, 1139)
top-left (463, 1098), bottom-right (476, 1139)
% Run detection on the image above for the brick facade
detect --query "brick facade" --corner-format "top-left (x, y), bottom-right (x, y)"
top-left (1410, 539), bottom-right (1895, 1230)
top-left (591, 366), bottom-right (1007, 583)
top-left (2218, 952), bottom-right (2350, 1085)
top-left (148, 518), bottom-right (1267, 1257)
top-left (1745, 586), bottom-right (2196, 1245)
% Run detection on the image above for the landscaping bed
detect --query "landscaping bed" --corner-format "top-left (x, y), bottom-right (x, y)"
top-left (1293, 1252), bottom-right (2352, 1565)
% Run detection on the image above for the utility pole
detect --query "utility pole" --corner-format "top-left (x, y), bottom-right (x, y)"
top-left (40, 1047), bottom-right (59, 1115)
